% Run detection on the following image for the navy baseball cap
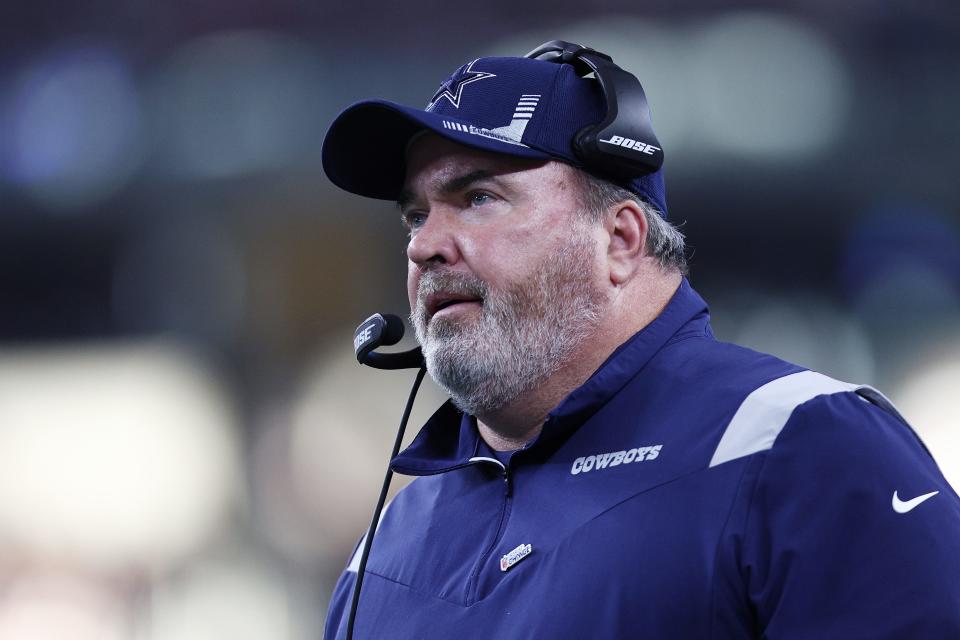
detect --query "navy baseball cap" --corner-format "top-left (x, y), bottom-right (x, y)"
top-left (322, 54), bottom-right (668, 216)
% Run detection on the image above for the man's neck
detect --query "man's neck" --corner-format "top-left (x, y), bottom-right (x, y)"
top-left (476, 271), bottom-right (682, 451)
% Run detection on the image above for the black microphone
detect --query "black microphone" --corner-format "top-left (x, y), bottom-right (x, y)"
top-left (346, 315), bottom-right (428, 640)
top-left (354, 313), bottom-right (424, 370)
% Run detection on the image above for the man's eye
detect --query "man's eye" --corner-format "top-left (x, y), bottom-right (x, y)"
top-left (403, 212), bottom-right (427, 229)
top-left (468, 192), bottom-right (494, 206)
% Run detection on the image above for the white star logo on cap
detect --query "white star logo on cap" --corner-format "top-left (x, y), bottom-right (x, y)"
top-left (427, 59), bottom-right (496, 110)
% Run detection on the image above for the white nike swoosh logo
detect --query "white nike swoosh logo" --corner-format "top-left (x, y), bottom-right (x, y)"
top-left (892, 490), bottom-right (939, 513)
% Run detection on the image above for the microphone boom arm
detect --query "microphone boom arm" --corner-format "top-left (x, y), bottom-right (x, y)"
top-left (354, 313), bottom-right (425, 370)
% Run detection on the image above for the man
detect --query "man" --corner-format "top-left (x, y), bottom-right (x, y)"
top-left (320, 42), bottom-right (960, 639)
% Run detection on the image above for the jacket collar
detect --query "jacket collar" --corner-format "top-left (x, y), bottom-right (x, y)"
top-left (390, 278), bottom-right (710, 476)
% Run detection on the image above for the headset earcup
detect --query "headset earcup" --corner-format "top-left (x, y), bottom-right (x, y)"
top-left (572, 124), bottom-right (596, 165)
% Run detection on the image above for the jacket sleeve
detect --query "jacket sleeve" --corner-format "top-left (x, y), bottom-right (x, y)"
top-left (741, 391), bottom-right (960, 638)
top-left (323, 542), bottom-right (361, 640)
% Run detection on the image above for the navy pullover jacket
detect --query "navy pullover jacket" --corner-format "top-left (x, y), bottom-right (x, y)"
top-left (325, 280), bottom-right (960, 639)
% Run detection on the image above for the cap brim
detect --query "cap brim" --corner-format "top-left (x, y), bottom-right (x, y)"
top-left (321, 100), bottom-right (552, 200)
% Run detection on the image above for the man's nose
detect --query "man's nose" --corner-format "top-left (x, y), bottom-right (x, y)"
top-left (406, 209), bottom-right (459, 267)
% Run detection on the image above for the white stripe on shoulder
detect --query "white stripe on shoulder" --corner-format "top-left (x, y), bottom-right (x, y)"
top-left (709, 370), bottom-right (873, 468)
top-left (346, 497), bottom-right (395, 573)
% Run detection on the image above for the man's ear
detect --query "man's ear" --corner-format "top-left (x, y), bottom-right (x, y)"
top-left (605, 200), bottom-right (648, 286)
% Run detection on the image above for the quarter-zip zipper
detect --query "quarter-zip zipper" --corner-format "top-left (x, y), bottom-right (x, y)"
top-left (464, 457), bottom-right (513, 605)
top-left (468, 456), bottom-right (512, 495)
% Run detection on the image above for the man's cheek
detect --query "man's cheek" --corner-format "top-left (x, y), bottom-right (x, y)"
top-left (407, 269), bottom-right (420, 311)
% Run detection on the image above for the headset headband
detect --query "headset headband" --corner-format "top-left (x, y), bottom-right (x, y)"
top-left (525, 40), bottom-right (664, 178)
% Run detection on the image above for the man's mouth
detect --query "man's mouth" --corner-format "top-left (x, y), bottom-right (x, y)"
top-left (425, 293), bottom-right (483, 318)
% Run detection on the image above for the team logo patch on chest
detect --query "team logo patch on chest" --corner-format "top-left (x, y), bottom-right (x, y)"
top-left (570, 445), bottom-right (663, 475)
top-left (500, 543), bottom-right (532, 572)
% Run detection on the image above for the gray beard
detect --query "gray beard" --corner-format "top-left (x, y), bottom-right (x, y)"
top-left (411, 236), bottom-right (605, 417)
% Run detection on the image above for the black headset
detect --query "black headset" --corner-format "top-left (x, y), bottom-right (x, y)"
top-left (524, 40), bottom-right (664, 179)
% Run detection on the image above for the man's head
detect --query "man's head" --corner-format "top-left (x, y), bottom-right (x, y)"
top-left (398, 134), bottom-right (685, 415)
top-left (323, 44), bottom-right (686, 418)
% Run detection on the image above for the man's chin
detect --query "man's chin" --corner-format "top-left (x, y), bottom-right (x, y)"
top-left (423, 331), bottom-right (471, 356)
top-left (426, 314), bottom-right (482, 341)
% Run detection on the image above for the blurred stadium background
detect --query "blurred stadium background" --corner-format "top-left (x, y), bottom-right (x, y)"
top-left (1, 2), bottom-right (958, 637)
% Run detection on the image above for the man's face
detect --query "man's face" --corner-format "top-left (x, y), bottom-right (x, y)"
top-left (400, 134), bottom-right (608, 417)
